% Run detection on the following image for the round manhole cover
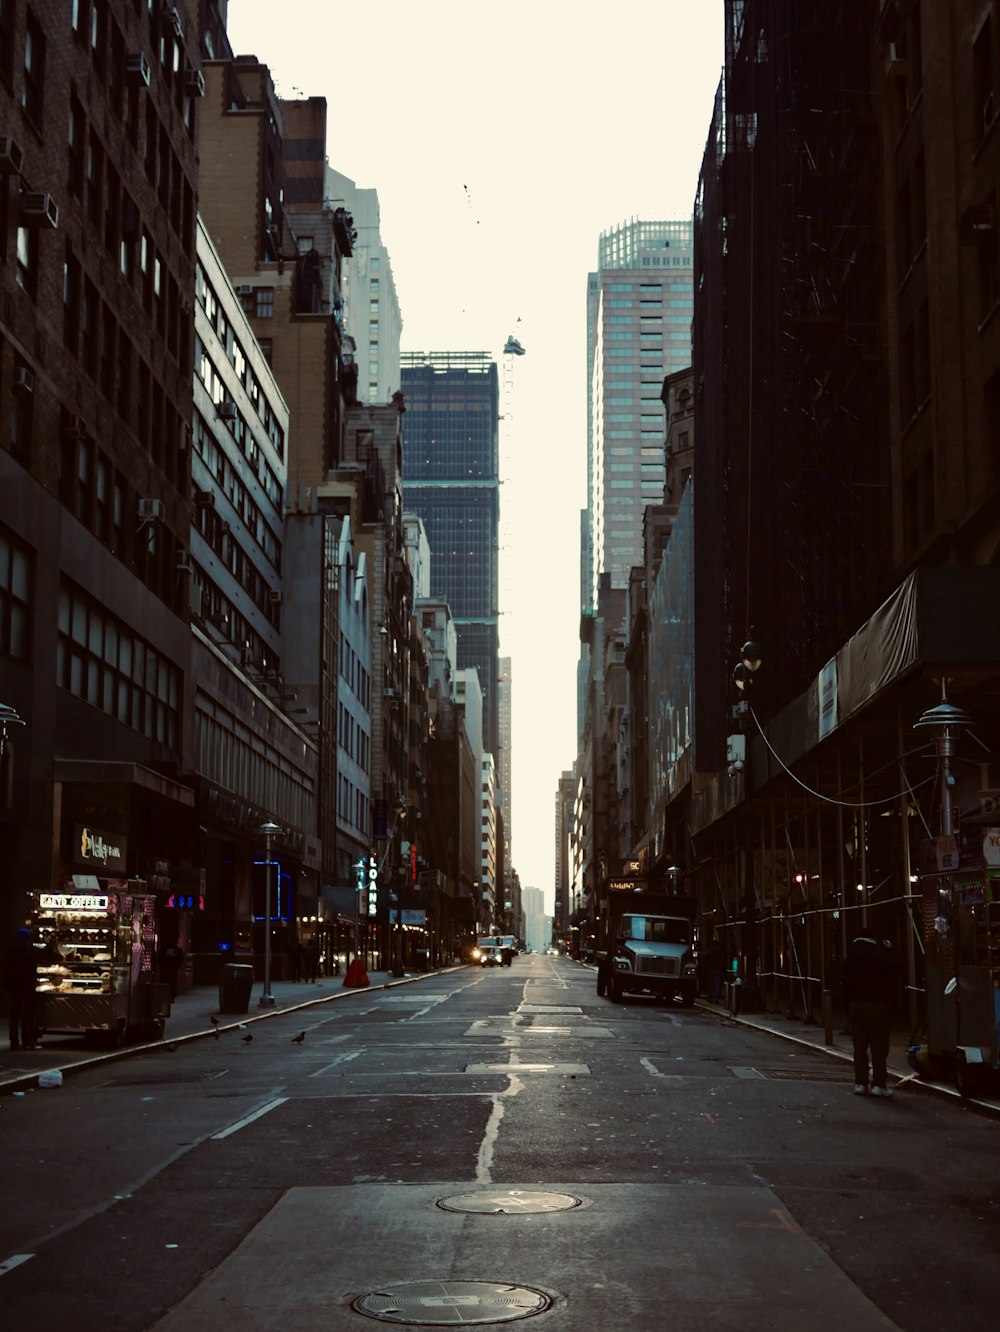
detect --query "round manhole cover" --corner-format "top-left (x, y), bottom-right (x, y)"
top-left (437, 1190), bottom-right (582, 1215)
top-left (353, 1280), bottom-right (551, 1325)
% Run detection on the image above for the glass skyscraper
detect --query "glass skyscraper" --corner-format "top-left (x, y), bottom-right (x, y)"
top-left (400, 352), bottom-right (500, 759)
top-left (585, 219), bottom-right (694, 610)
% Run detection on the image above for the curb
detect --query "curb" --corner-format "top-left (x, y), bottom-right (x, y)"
top-left (0, 966), bottom-right (465, 1097)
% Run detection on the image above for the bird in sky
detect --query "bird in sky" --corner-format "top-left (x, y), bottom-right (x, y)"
top-left (242, 1032), bottom-right (253, 1044)
top-left (291, 1031), bottom-right (305, 1045)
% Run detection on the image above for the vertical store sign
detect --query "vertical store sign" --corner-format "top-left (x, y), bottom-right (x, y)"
top-left (367, 854), bottom-right (379, 917)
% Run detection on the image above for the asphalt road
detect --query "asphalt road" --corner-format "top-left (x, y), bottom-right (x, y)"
top-left (1, 954), bottom-right (997, 1330)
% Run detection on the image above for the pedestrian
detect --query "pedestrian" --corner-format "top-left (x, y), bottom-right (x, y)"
top-left (304, 937), bottom-right (320, 983)
top-left (703, 938), bottom-right (725, 1004)
top-left (159, 941), bottom-right (184, 1000)
top-left (842, 931), bottom-right (901, 1098)
top-left (288, 937), bottom-right (303, 983)
top-left (2, 926), bottom-right (40, 1050)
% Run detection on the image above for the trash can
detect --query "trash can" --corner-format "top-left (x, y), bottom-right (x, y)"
top-left (218, 962), bottom-right (255, 1014)
top-left (415, 948), bottom-right (430, 972)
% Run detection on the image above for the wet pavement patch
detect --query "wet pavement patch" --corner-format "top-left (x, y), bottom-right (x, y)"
top-left (352, 1280), bottom-right (552, 1324)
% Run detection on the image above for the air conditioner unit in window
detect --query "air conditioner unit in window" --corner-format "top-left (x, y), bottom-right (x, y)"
top-left (0, 136), bottom-right (24, 174)
top-left (137, 498), bottom-right (163, 521)
top-left (193, 487), bottom-right (215, 508)
top-left (126, 52), bottom-right (151, 87)
top-left (884, 42), bottom-right (907, 77)
top-left (61, 414), bottom-right (86, 440)
top-left (216, 400), bottom-right (237, 421)
top-left (20, 192), bottom-right (59, 229)
top-left (163, 5), bottom-right (183, 38)
top-left (185, 68), bottom-right (206, 97)
top-left (176, 555), bottom-right (192, 573)
top-left (236, 285), bottom-right (253, 296)
top-left (14, 366), bottom-right (33, 395)
top-left (268, 589), bottom-right (283, 606)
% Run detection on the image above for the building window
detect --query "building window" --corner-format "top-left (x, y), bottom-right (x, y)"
top-left (15, 225), bottom-right (37, 297)
top-left (9, 364), bottom-right (33, 458)
top-left (57, 581), bottom-right (180, 747)
top-left (63, 248), bottom-right (81, 352)
top-left (22, 10), bottom-right (45, 126)
top-left (255, 287), bottom-right (273, 319)
top-left (0, 0), bottom-right (15, 89)
top-left (0, 526), bottom-right (31, 663)
top-left (68, 97), bottom-right (85, 197)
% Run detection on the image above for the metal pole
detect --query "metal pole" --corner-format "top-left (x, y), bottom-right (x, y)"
top-left (258, 821), bottom-right (280, 1008)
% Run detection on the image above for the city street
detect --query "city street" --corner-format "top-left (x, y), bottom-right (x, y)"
top-left (1, 953), bottom-right (997, 1331)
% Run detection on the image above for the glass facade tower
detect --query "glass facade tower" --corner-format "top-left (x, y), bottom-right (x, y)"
top-left (585, 219), bottom-right (694, 609)
top-left (400, 352), bottom-right (500, 758)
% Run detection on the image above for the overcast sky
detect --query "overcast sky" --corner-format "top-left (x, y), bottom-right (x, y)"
top-left (226, 1), bottom-right (725, 911)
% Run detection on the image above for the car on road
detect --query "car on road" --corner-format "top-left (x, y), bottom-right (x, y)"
top-left (472, 944), bottom-right (502, 966)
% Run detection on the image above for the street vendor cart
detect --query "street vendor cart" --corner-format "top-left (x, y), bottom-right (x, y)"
top-left (32, 888), bottom-right (170, 1046)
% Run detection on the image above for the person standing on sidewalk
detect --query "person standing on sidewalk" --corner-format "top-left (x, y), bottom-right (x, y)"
top-left (843, 932), bottom-right (901, 1098)
top-left (3, 927), bottom-right (40, 1050)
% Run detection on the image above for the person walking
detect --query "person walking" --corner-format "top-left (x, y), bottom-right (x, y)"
top-left (843, 931), bottom-right (901, 1098)
top-left (3, 926), bottom-right (40, 1050)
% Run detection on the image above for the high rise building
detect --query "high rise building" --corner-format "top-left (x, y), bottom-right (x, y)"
top-left (497, 655), bottom-right (512, 868)
top-left (400, 352), bottom-right (500, 759)
top-left (325, 168), bottom-right (402, 406)
top-left (585, 219), bottom-right (693, 609)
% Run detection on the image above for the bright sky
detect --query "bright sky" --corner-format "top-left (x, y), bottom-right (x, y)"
top-left (226, 1), bottom-right (725, 912)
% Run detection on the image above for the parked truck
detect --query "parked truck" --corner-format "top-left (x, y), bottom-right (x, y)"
top-left (595, 885), bottom-right (698, 1006)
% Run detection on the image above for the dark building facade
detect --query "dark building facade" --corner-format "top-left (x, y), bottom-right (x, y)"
top-left (400, 352), bottom-right (500, 761)
top-left (0, 0), bottom-right (203, 950)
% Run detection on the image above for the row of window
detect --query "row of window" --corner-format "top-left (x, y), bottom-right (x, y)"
top-left (193, 412), bottom-right (282, 566)
top-left (57, 579), bottom-right (180, 748)
top-left (194, 340), bottom-right (284, 507)
top-left (196, 265), bottom-right (286, 458)
top-left (197, 695), bottom-right (314, 834)
top-left (57, 426), bottom-right (188, 617)
top-left (338, 701), bottom-right (370, 772)
top-left (338, 772), bottom-right (369, 838)
top-left (339, 632), bottom-right (371, 709)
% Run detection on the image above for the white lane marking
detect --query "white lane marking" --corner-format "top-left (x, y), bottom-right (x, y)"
top-left (211, 1096), bottom-right (287, 1140)
top-left (0, 1254), bottom-right (33, 1277)
top-left (309, 1048), bottom-right (363, 1078)
top-left (641, 1057), bottom-right (662, 1077)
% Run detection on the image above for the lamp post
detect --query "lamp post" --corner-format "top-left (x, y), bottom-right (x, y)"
top-left (390, 794), bottom-right (408, 978)
top-left (257, 820), bottom-right (282, 1008)
top-left (732, 639), bottom-right (762, 1010)
top-left (914, 684), bottom-right (973, 841)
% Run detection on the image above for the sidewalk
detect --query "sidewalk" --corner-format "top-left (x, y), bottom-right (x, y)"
top-left (697, 995), bottom-right (1000, 1119)
top-left (0, 965), bottom-right (449, 1096)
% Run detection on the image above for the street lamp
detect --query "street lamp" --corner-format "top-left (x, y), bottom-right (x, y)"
top-left (732, 638), bottom-right (763, 1010)
top-left (257, 820), bottom-right (282, 1008)
top-left (390, 794), bottom-right (408, 978)
top-left (914, 684), bottom-right (973, 840)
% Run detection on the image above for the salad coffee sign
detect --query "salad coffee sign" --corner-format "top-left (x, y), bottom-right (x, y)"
top-left (75, 823), bottom-right (127, 871)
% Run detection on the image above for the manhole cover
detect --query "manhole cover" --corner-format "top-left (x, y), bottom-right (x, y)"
top-left (352, 1280), bottom-right (551, 1325)
top-left (437, 1190), bottom-right (582, 1214)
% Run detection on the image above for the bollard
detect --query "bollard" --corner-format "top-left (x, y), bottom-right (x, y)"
top-left (822, 988), bottom-right (833, 1045)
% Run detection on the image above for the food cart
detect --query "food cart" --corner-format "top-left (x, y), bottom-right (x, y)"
top-left (32, 887), bottom-right (171, 1046)
top-left (921, 835), bottom-right (1000, 1097)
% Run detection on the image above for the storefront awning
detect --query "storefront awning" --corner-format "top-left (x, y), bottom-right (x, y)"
top-left (54, 761), bottom-right (195, 807)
